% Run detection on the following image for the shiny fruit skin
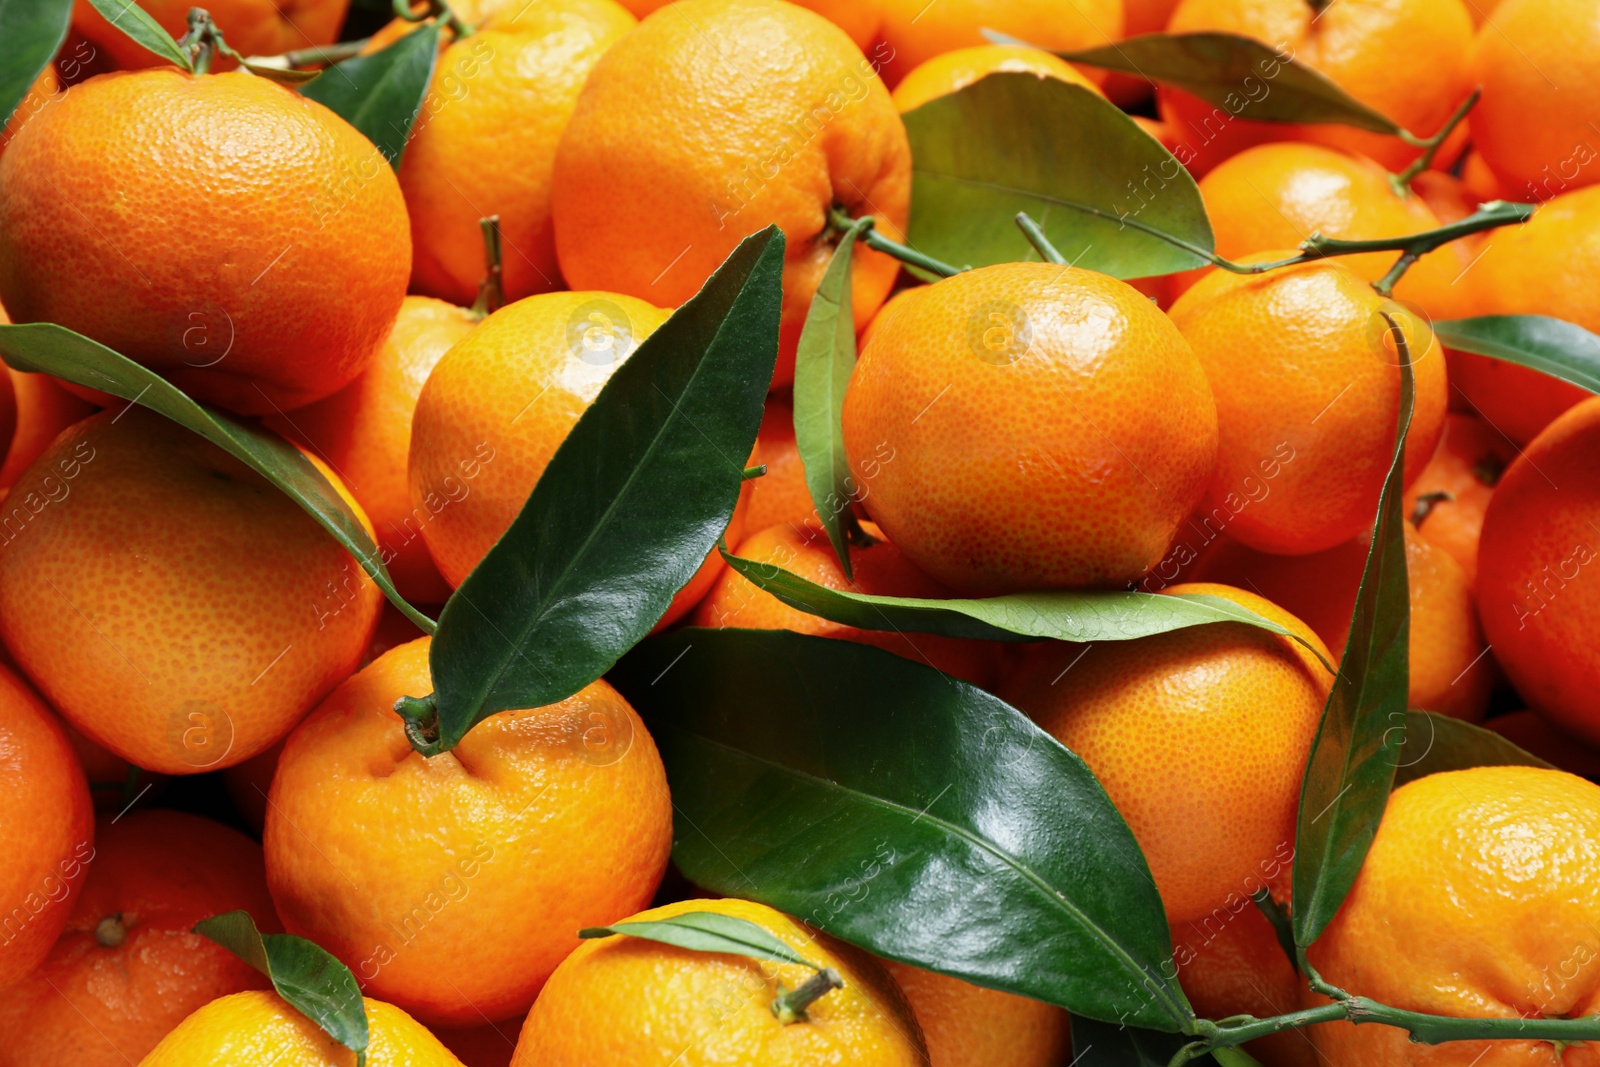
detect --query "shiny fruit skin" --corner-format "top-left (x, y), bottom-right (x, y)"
top-left (0, 810), bottom-right (277, 1066)
top-left (0, 665), bottom-right (93, 992)
top-left (694, 521), bottom-right (999, 687)
top-left (745, 393), bottom-right (817, 532)
top-left (1175, 903), bottom-right (1315, 1067)
top-left (550, 0), bottom-right (911, 387)
top-left (890, 45), bottom-right (1103, 113)
top-left (511, 897), bottom-right (928, 1067)
top-left (1162, 0), bottom-right (1474, 174)
top-left (1402, 413), bottom-right (1518, 588)
top-left (0, 68), bottom-right (56, 153)
top-left (0, 70), bottom-right (410, 415)
top-left (72, 0), bottom-right (349, 71)
top-left (268, 295), bottom-right (475, 605)
top-left (137, 990), bottom-right (464, 1067)
top-left (1000, 583), bottom-right (1331, 924)
top-left (1477, 397), bottom-right (1600, 745)
top-left (1306, 766), bottom-right (1600, 1066)
top-left (401, 2), bottom-right (636, 306)
top-left (614, 0), bottom-right (884, 49)
top-left (1470, 0), bottom-right (1600, 198)
top-left (842, 262), bottom-right (1218, 595)
top-left (264, 637), bottom-right (672, 1026)
top-left (883, 959), bottom-right (1069, 1067)
top-left (1451, 184), bottom-right (1600, 445)
top-left (0, 407), bottom-right (382, 775)
top-left (1168, 257), bottom-right (1446, 555)
top-left (876, 0), bottom-right (1123, 87)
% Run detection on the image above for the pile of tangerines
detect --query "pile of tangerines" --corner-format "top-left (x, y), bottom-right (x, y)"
top-left (2, 0), bottom-right (1600, 1064)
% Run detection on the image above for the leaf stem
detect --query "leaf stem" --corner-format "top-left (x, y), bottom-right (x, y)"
top-left (1014, 212), bottom-right (1067, 265)
top-left (1392, 88), bottom-right (1481, 188)
top-left (392, 0), bottom-right (475, 38)
top-left (245, 39), bottom-right (371, 69)
top-left (470, 215), bottom-right (504, 321)
top-left (771, 967), bottom-right (844, 1024)
top-left (394, 693), bottom-right (443, 756)
top-left (742, 464), bottom-right (767, 480)
top-left (828, 210), bottom-right (963, 278)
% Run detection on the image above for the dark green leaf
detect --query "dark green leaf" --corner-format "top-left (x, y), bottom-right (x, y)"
top-left (1391, 711), bottom-right (1554, 788)
top-left (1213, 1047), bottom-right (1267, 1067)
top-left (1292, 315), bottom-right (1414, 947)
top-left (84, 0), bottom-right (192, 70)
top-left (413, 228), bottom-right (784, 754)
top-left (1070, 1016), bottom-right (1195, 1067)
top-left (720, 548), bottom-right (1334, 671)
top-left (903, 72), bottom-right (1214, 277)
top-left (0, 0), bottom-right (70, 131)
top-left (579, 911), bottom-right (822, 970)
top-left (300, 23), bottom-right (440, 169)
top-left (0, 324), bottom-right (432, 634)
top-left (1434, 315), bottom-right (1600, 396)
top-left (1049, 31), bottom-right (1400, 134)
top-left (793, 219), bottom-right (868, 574)
top-left (194, 911), bottom-right (368, 1057)
top-left (611, 629), bottom-right (1192, 1030)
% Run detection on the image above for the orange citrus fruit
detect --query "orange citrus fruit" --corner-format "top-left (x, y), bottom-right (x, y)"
top-left (0, 810), bottom-right (278, 1065)
top-left (1450, 184), bottom-right (1600, 446)
top-left (511, 897), bottom-right (928, 1067)
top-left (1167, 257), bottom-right (1446, 555)
top-left (745, 393), bottom-right (818, 533)
top-left (1162, 0), bottom-right (1474, 174)
top-left (400, 0), bottom-right (636, 306)
top-left (0, 664), bottom-right (92, 992)
top-left (1126, 0), bottom-right (1180, 33)
top-left (1000, 583), bottom-right (1332, 924)
top-left (268, 295), bottom-right (475, 605)
top-left (0, 295), bottom-right (97, 490)
top-left (1, 69), bottom-right (56, 154)
top-left (890, 44), bottom-right (1103, 113)
top-left (842, 262), bottom-right (1218, 595)
top-left (550, 0), bottom-right (911, 387)
top-left (138, 989), bottom-right (464, 1066)
top-left (1402, 412), bottom-right (1518, 588)
top-left (1192, 524), bottom-right (1494, 720)
top-left (0, 407), bottom-right (382, 774)
top-left (1470, 0), bottom-right (1600, 199)
top-left (1477, 397), bottom-right (1600, 745)
top-left (693, 520), bottom-right (999, 687)
top-left (876, 0), bottom-right (1122, 87)
top-left (882, 959), bottom-right (1070, 1067)
top-left (614, 0), bottom-right (884, 48)
top-left (1175, 903), bottom-right (1314, 1067)
top-left (72, 0), bottom-right (349, 71)
top-left (264, 636), bottom-right (672, 1026)
top-left (1306, 766), bottom-right (1600, 1066)
top-left (0, 69), bottom-right (409, 415)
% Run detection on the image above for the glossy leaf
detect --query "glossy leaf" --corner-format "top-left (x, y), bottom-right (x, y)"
top-left (1433, 315), bottom-right (1600, 396)
top-left (301, 23), bottom-right (440, 169)
top-left (902, 72), bottom-right (1214, 277)
top-left (721, 548), bottom-right (1334, 671)
top-left (0, 323), bottom-right (432, 633)
top-left (579, 912), bottom-right (822, 970)
top-left (1391, 711), bottom-right (1553, 788)
top-left (84, 0), bottom-right (191, 69)
top-left (409, 228), bottom-right (784, 754)
top-left (793, 219), bottom-right (868, 574)
top-left (195, 911), bottom-right (368, 1057)
top-left (1051, 31), bottom-right (1399, 134)
top-left (611, 629), bottom-right (1192, 1030)
top-left (0, 0), bottom-right (70, 129)
top-left (1292, 316), bottom-right (1415, 948)
top-left (1070, 1016), bottom-right (1194, 1067)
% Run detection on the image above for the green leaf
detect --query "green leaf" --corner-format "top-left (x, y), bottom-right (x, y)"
top-left (1392, 711), bottom-right (1554, 789)
top-left (793, 219), bottom-right (868, 575)
top-left (409, 228), bottom-right (784, 755)
top-left (902, 72), bottom-right (1214, 277)
top-left (1212, 1047), bottom-right (1268, 1067)
top-left (301, 23), bottom-right (440, 169)
top-left (720, 548), bottom-right (1335, 671)
top-left (1070, 1016), bottom-right (1193, 1067)
top-left (0, 0), bottom-right (70, 131)
top-left (610, 629), bottom-right (1192, 1031)
top-left (1292, 315), bottom-right (1415, 948)
top-left (1433, 315), bottom-right (1600, 396)
top-left (194, 911), bottom-right (368, 1058)
top-left (579, 911), bottom-right (822, 970)
top-left (1049, 31), bottom-right (1400, 134)
top-left (84, 0), bottom-right (192, 70)
top-left (0, 323), bottom-right (433, 634)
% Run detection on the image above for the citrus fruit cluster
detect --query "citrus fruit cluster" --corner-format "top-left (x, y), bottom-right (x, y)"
top-left (0, 0), bottom-right (1598, 1065)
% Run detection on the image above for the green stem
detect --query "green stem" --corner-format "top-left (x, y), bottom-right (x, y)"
top-left (247, 39), bottom-right (371, 68)
top-left (470, 215), bottom-right (504, 321)
top-left (742, 464), bottom-right (767, 480)
top-left (1392, 88), bottom-right (1481, 188)
top-left (1014, 212), bottom-right (1067, 265)
top-left (828, 209), bottom-right (963, 278)
top-left (771, 967), bottom-right (844, 1024)
top-left (394, 693), bottom-right (443, 756)
top-left (393, 0), bottom-right (474, 38)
